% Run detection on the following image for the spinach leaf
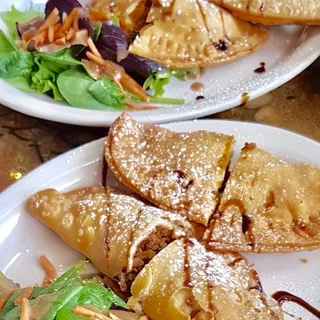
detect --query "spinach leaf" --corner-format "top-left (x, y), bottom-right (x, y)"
top-left (57, 69), bottom-right (112, 110)
top-left (6, 77), bottom-right (35, 93)
top-left (0, 51), bottom-right (34, 79)
top-left (0, 30), bottom-right (17, 56)
top-left (88, 77), bottom-right (125, 108)
top-left (0, 4), bottom-right (43, 39)
top-left (31, 57), bottom-right (63, 101)
top-left (34, 49), bottom-right (83, 70)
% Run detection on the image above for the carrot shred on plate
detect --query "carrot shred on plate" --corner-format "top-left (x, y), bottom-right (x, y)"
top-left (48, 25), bottom-right (55, 44)
top-left (73, 306), bottom-right (111, 319)
top-left (14, 287), bottom-right (33, 306)
top-left (39, 7), bottom-right (60, 32)
top-left (20, 298), bottom-right (31, 320)
top-left (87, 38), bottom-right (102, 58)
top-left (40, 255), bottom-right (57, 286)
top-left (59, 8), bottom-right (82, 34)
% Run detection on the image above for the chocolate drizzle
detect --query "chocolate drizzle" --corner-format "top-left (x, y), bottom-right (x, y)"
top-left (102, 158), bottom-right (108, 187)
top-left (272, 291), bottom-right (320, 318)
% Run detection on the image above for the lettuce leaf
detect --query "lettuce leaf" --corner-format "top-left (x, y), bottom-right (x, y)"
top-left (0, 30), bottom-right (17, 57)
top-left (31, 57), bottom-right (63, 101)
top-left (0, 4), bottom-right (43, 39)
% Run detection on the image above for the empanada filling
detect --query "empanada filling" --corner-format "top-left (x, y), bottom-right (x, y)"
top-left (116, 227), bottom-right (174, 292)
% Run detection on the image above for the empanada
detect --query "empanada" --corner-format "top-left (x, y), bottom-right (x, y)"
top-left (204, 144), bottom-right (320, 253)
top-left (105, 113), bottom-right (234, 226)
top-left (129, 0), bottom-right (268, 68)
top-left (130, 239), bottom-right (283, 320)
top-left (208, 0), bottom-right (320, 25)
top-left (26, 186), bottom-right (194, 292)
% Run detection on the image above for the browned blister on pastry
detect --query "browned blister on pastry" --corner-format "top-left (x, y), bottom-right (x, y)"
top-left (204, 144), bottom-right (320, 253)
top-left (209, 0), bottom-right (320, 25)
top-left (105, 113), bottom-right (234, 226)
top-left (26, 186), bottom-right (194, 292)
top-left (130, 238), bottom-right (283, 320)
top-left (129, 0), bottom-right (268, 68)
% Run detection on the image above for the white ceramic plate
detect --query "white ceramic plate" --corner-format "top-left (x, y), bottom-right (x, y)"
top-left (0, 0), bottom-right (320, 126)
top-left (0, 119), bottom-right (320, 319)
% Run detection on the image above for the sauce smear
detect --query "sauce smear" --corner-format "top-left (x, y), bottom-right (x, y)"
top-left (191, 82), bottom-right (205, 92)
top-left (254, 62), bottom-right (266, 74)
top-left (272, 291), bottom-right (320, 318)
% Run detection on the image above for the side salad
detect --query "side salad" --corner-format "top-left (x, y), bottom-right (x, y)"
top-left (0, 0), bottom-right (199, 110)
top-left (0, 257), bottom-right (145, 319)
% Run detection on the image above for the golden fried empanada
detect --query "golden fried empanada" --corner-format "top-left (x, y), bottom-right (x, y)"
top-left (89, 0), bottom-right (151, 33)
top-left (111, 0), bottom-right (152, 33)
top-left (209, 0), bottom-right (320, 25)
top-left (105, 113), bottom-right (233, 226)
top-left (26, 186), bottom-right (194, 291)
top-left (129, 0), bottom-right (268, 68)
top-left (130, 239), bottom-right (283, 320)
top-left (204, 144), bottom-right (320, 253)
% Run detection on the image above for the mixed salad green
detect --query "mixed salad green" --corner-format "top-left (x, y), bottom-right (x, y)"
top-left (0, 260), bottom-right (129, 320)
top-left (0, 1), bottom-right (199, 110)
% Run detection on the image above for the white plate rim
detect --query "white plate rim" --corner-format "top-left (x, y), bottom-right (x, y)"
top-left (0, 0), bottom-right (319, 126)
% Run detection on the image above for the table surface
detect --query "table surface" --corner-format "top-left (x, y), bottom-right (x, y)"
top-left (0, 58), bottom-right (319, 192)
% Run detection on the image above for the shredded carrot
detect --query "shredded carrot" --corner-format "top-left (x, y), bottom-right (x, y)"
top-left (48, 25), bottom-right (55, 44)
top-left (31, 30), bottom-right (48, 46)
top-left (20, 298), bottom-right (31, 320)
top-left (14, 287), bottom-right (32, 306)
top-left (0, 290), bottom-right (15, 312)
top-left (39, 7), bottom-right (60, 32)
top-left (40, 255), bottom-right (57, 286)
top-left (73, 306), bottom-right (110, 319)
top-left (86, 51), bottom-right (105, 66)
top-left (125, 99), bottom-right (158, 111)
top-left (87, 38), bottom-right (102, 58)
top-left (119, 72), bottom-right (149, 102)
top-left (55, 37), bottom-right (67, 45)
top-left (66, 28), bottom-right (76, 41)
top-left (58, 8), bottom-right (82, 34)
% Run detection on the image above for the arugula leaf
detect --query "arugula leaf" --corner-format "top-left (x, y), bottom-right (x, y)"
top-left (171, 67), bottom-right (200, 81)
top-left (88, 77), bottom-right (125, 108)
top-left (42, 285), bottom-right (84, 320)
top-left (31, 260), bottom-right (88, 299)
top-left (0, 30), bottom-right (17, 56)
top-left (143, 71), bottom-right (171, 97)
top-left (57, 69), bottom-right (116, 110)
top-left (34, 49), bottom-right (83, 70)
top-left (93, 22), bottom-right (103, 41)
top-left (78, 281), bottom-right (127, 311)
top-left (31, 57), bottom-right (63, 101)
top-left (0, 4), bottom-right (43, 39)
top-left (0, 51), bottom-right (34, 79)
